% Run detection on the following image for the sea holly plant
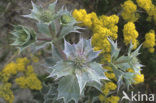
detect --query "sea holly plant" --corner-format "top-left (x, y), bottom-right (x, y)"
top-left (11, 0), bottom-right (82, 52)
top-left (108, 39), bottom-right (143, 90)
top-left (10, 0), bottom-right (145, 103)
top-left (48, 38), bottom-right (108, 103)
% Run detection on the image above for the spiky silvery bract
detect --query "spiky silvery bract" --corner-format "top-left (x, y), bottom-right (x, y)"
top-left (48, 38), bottom-right (108, 103)
top-left (108, 38), bottom-right (143, 89)
top-left (23, 1), bottom-right (57, 24)
top-left (23, 0), bottom-right (77, 25)
top-left (23, 0), bottom-right (82, 41)
top-left (11, 25), bottom-right (36, 52)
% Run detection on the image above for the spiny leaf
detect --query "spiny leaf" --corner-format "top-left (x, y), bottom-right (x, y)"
top-left (57, 75), bottom-right (80, 103)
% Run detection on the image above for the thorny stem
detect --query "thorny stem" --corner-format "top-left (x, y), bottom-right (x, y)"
top-left (48, 24), bottom-right (67, 60)
top-left (113, 60), bottom-right (129, 65)
top-left (37, 38), bottom-right (52, 41)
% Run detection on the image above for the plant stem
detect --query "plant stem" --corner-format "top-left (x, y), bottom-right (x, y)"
top-left (54, 43), bottom-right (67, 60)
top-left (48, 24), bottom-right (67, 60)
top-left (37, 38), bottom-right (52, 41)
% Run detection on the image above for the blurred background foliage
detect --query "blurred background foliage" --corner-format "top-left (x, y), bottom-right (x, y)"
top-left (0, 0), bottom-right (156, 102)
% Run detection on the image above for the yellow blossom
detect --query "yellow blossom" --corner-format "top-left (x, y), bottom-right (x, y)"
top-left (106, 96), bottom-right (120, 103)
top-left (143, 30), bottom-right (155, 53)
top-left (134, 74), bottom-right (144, 84)
top-left (0, 83), bottom-right (14, 103)
top-left (136, 0), bottom-right (156, 23)
top-left (123, 22), bottom-right (139, 49)
top-left (121, 0), bottom-right (139, 22)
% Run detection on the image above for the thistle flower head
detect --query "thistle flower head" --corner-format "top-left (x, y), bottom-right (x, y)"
top-left (48, 38), bottom-right (108, 103)
top-left (11, 25), bottom-right (36, 52)
top-left (23, 1), bottom-right (57, 24)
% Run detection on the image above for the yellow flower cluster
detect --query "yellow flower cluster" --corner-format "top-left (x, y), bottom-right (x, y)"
top-left (92, 15), bottom-right (119, 62)
top-left (0, 57), bottom-right (29, 83)
top-left (99, 82), bottom-right (120, 103)
top-left (0, 83), bottom-right (14, 103)
top-left (15, 65), bottom-right (42, 90)
top-left (105, 96), bottom-right (120, 103)
top-left (72, 9), bottom-right (97, 28)
top-left (72, 9), bottom-right (119, 56)
top-left (123, 22), bottom-right (139, 49)
top-left (104, 66), bottom-right (116, 80)
top-left (134, 74), bottom-right (144, 84)
top-left (143, 30), bottom-right (155, 53)
top-left (103, 82), bottom-right (117, 95)
top-left (121, 0), bottom-right (139, 22)
top-left (0, 57), bottom-right (42, 103)
top-left (136, 0), bottom-right (156, 23)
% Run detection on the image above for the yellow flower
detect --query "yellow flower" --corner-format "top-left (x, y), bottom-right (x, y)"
top-left (15, 76), bottom-right (27, 88)
top-left (127, 68), bottom-right (134, 72)
top-left (2, 62), bottom-right (17, 75)
top-left (148, 48), bottom-right (155, 53)
top-left (143, 30), bottom-right (155, 53)
top-left (31, 54), bottom-right (39, 63)
top-left (105, 72), bottom-right (115, 79)
top-left (0, 83), bottom-right (14, 103)
top-left (106, 96), bottom-right (120, 103)
top-left (0, 57), bottom-right (42, 103)
top-left (134, 74), bottom-right (144, 84)
top-left (136, 0), bottom-right (156, 23)
top-left (123, 22), bottom-right (139, 49)
top-left (99, 94), bottom-right (105, 102)
top-left (15, 65), bottom-right (42, 90)
top-left (121, 0), bottom-right (139, 22)
top-left (72, 9), bottom-right (98, 28)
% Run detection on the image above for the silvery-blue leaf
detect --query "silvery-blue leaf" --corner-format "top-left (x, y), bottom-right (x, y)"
top-left (57, 75), bottom-right (80, 103)
top-left (48, 61), bottom-right (73, 79)
top-left (31, 1), bottom-right (41, 13)
top-left (37, 23), bottom-right (51, 36)
top-left (131, 44), bottom-right (142, 57)
top-left (86, 50), bottom-right (101, 62)
top-left (115, 56), bottom-right (130, 71)
top-left (128, 41), bottom-right (133, 55)
top-left (32, 42), bottom-right (50, 52)
top-left (23, 1), bottom-right (41, 21)
top-left (83, 39), bottom-right (92, 54)
top-left (108, 38), bottom-right (120, 60)
top-left (50, 21), bottom-right (57, 35)
top-left (48, 0), bottom-right (57, 13)
top-left (51, 44), bottom-right (62, 61)
top-left (111, 64), bottom-right (124, 80)
top-left (45, 57), bottom-right (59, 68)
top-left (117, 75), bottom-right (123, 91)
top-left (75, 62), bottom-right (108, 94)
top-left (86, 81), bottom-right (102, 92)
top-left (63, 40), bottom-right (75, 59)
top-left (59, 26), bottom-right (81, 38)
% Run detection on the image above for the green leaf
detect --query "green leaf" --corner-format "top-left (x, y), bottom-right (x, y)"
top-left (57, 75), bottom-right (80, 103)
